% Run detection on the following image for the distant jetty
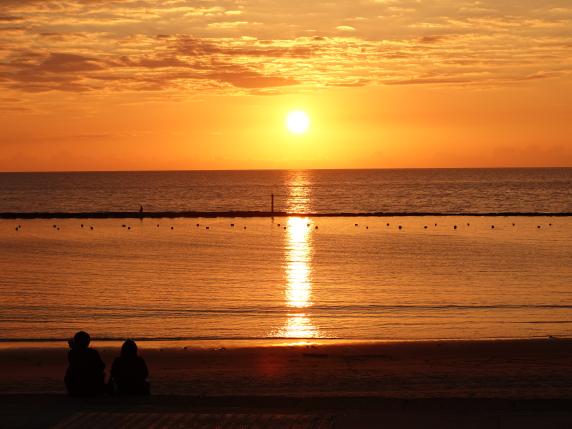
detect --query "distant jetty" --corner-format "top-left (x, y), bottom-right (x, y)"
top-left (0, 211), bottom-right (569, 219)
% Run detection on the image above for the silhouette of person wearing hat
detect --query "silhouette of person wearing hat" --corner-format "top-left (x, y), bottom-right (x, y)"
top-left (64, 331), bottom-right (105, 396)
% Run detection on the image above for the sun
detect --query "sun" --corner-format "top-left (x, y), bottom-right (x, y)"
top-left (286, 111), bottom-right (310, 135)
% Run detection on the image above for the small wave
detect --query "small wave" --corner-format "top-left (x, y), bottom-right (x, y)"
top-left (0, 335), bottom-right (338, 343)
top-left (3, 303), bottom-right (572, 316)
top-left (1, 334), bottom-right (571, 344)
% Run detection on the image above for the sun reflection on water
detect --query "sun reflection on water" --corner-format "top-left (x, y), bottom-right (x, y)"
top-left (271, 171), bottom-right (320, 340)
top-left (280, 216), bottom-right (319, 339)
top-left (286, 217), bottom-right (312, 309)
top-left (283, 312), bottom-right (317, 339)
top-left (281, 216), bottom-right (318, 339)
top-left (286, 171), bottom-right (312, 214)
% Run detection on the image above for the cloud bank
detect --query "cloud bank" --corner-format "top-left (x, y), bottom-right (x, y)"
top-left (0, 0), bottom-right (571, 98)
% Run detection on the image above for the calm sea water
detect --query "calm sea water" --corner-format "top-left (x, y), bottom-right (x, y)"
top-left (0, 169), bottom-right (571, 346)
top-left (1, 168), bottom-right (571, 214)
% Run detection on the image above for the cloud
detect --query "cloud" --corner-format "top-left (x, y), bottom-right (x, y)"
top-left (0, 15), bottom-right (23, 22)
top-left (37, 53), bottom-right (103, 72)
top-left (208, 68), bottom-right (298, 89)
top-left (207, 21), bottom-right (252, 29)
top-left (0, 0), bottom-right (570, 97)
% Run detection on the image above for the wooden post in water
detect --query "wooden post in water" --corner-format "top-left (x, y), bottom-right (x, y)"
top-left (271, 193), bottom-right (275, 214)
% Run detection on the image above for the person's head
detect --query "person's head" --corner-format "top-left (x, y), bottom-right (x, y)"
top-left (121, 339), bottom-right (138, 358)
top-left (71, 331), bottom-right (90, 349)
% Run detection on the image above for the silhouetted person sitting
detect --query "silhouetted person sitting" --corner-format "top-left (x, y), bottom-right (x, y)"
top-left (110, 339), bottom-right (150, 396)
top-left (64, 331), bottom-right (105, 396)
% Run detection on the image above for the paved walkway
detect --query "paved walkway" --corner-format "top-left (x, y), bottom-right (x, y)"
top-left (3, 395), bottom-right (572, 428)
top-left (52, 412), bottom-right (335, 429)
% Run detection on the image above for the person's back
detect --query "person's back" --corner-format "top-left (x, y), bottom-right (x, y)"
top-left (64, 331), bottom-right (105, 396)
top-left (110, 339), bottom-right (150, 395)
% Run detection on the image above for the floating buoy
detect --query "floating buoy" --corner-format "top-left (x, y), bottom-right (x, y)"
top-left (366, 226), bottom-right (369, 229)
top-left (52, 225), bottom-right (57, 229)
top-left (206, 226), bottom-right (210, 230)
top-left (128, 226), bottom-right (131, 230)
top-left (230, 224), bottom-right (235, 227)
top-left (454, 225), bottom-right (457, 230)
top-left (434, 223), bottom-right (437, 227)
top-left (512, 223), bottom-right (515, 226)
top-left (171, 226), bottom-right (174, 230)
top-left (467, 223), bottom-right (470, 227)
top-left (277, 223), bottom-right (281, 227)
top-left (424, 226), bottom-right (428, 229)
top-left (491, 225), bottom-right (495, 229)
top-left (196, 224), bottom-right (199, 227)
top-left (90, 226), bottom-right (94, 230)
top-left (537, 225), bottom-right (541, 229)
top-left (398, 225), bottom-right (402, 230)
top-left (244, 226), bottom-right (247, 230)
top-left (307, 223), bottom-right (311, 227)
top-left (122, 224), bottom-right (126, 228)
top-left (80, 224), bottom-right (84, 228)
top-left (387, 223), bottom-right (390, 227)
top-left (549, 223), bottom-right (552, 227)
top-left (156, 224), bottom-right (159, 227)
top-left (315, 226), bottom-right (318, 230)
top-left (355, 224), bottom-right (358, 227)
top-left (284, 227), bottom-right (286, 230)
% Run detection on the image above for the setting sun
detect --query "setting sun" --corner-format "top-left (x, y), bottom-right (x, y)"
top-left (286, 111), bottom-right (310, 135)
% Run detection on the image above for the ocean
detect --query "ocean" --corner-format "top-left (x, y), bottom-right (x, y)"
top-left (1, 168), bottom-right (571, 215)
top-left (0, 168), bottom-right (571, 346)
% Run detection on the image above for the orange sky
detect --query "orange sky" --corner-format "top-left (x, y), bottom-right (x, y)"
top-left (0, 0), bottom-right (571, 171)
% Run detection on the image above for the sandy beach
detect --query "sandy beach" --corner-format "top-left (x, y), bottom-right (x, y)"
top-left (2, 339), bottom-right (572, 427)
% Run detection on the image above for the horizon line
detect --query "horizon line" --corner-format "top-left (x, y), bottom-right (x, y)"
top-left (1, 166), bottom-right (571, 174)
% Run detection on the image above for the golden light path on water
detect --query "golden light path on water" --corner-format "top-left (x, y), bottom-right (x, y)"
top-left (276, 171), bottom-right (319, 341)
top-left (282, 216), bottom-right (317, 339)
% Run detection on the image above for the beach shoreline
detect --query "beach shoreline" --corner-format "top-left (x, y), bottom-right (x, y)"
top-left (2, 338), bottom-right (572, 427)
top-left (2, 338), bottom-right (571, 397)
top-left (3, 335), bottom-right (567, 349)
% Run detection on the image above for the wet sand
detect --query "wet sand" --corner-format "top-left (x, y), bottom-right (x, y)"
top-left (1, 339), bottom-right (572, 427)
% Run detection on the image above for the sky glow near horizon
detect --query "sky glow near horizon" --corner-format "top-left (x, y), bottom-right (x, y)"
top-left (0, 0), bottom-right (571, 171)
